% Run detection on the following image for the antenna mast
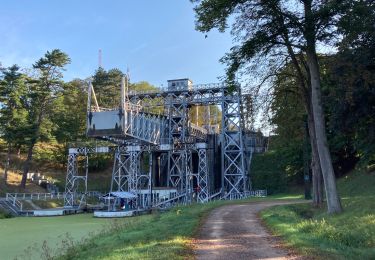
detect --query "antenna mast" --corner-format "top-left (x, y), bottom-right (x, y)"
top-left (98, 49), bottom-right (102, 68)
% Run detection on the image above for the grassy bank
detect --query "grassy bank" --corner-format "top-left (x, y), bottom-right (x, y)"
top-left (52, 195), bottom-right (301, 260)
top-left (261, 170), bottom-right (375, 259)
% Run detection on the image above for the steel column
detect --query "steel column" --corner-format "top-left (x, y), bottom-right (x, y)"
top-left (221, 87), bottom-right (247, 199)
top-left (197, 148), bottom-right (209, 202)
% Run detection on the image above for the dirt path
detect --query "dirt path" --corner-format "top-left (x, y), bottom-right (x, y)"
top-left (194, 200), bottom-right (306, 260)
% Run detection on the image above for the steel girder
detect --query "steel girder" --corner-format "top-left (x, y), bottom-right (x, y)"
top-left (167, 94), bottom-right (189, 193)
top-left (197, 148), bottom-right (209, 202)
top-left (110, 152), bottom-right (131, 192)
top-left (64, 153), bottom-right (77, 208)
top-left (110, 148), bottom-right (152, 208)
top-left (168, 151), bottom-right (184, 189)
top-left (221, 87), bottom-right (247, 198)
top-left (64, 153), bottom-right (88, 208)
top-left (129, 87), bottom-right (224, 107)
top-left (110, 149), bottom-right (141, 193)
top-left (167, 149), bottom-right (193, 198)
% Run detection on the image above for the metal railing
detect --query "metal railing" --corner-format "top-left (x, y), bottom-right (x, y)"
top-left (246, 190), bottom-right (267, 197)
top-left (208, 189), bottom-right (223, 201)
top-left (127, 83), bottom-right (226, 96)
top-left (5, 193), bottom-right (23, 212)
top-left (6, 192), bottom-right (65, 201)
top-left (152, 192), bottom-right (188, 208)
top-left (5, 191), bottom-right (103, 201)
top-left (222, 189), bottom-right (267, 200)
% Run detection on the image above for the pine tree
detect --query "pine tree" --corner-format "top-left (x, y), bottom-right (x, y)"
top-left (0, 65), bottom-right (28, 182)
top-left (20, 50), bottom-right (70, 188)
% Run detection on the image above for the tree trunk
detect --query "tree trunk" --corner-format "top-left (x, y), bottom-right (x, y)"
top-left (17, 146), bottom-right (21, 158)
top-left (278, 17), bottom-right (325, 206)
top-left (307, 113), bottom-right (324, 206)
top-left (317, 162), bottom-right (323, 204)
top-left (20, 141), bottom-right (36, 188)
top-left (3, 143), bottom-right (11, 183)
top-left (20, 111), bottom-right (43, 189)
top-left (311, 147), bottom-right (323, 206)
top-left (306, 48), bottom-right (342, 213)
top-left (313, 156), bottom-right (324, 206)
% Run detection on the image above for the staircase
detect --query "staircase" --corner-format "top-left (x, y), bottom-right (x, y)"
top-left (0, 198), bottom-right (22, 216)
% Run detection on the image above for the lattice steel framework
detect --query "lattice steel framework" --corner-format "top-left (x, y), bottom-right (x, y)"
top-left (128, 84), bottom-right (249, 199)
top-left (221, 87), bottom-right (247, 198)
top-left (197, 147), bottom-right (209, 202)
top-left (64, 153), bottom-right (77, 207)
top-left (110, 152), bottom-right (131, 192)
top-left (109, 146), bottom-right (152, 208)
top-left (65, 80), bottom-right (251, 208)
top-left (167, 93), bottom-right (192, 199)
top-left (64, 152), bottom-right (88, 208)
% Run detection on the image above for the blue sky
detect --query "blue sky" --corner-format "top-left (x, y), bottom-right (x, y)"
top-left (0, 0), bottom-right (233, 87)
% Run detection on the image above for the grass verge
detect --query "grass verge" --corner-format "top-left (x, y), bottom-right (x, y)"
top-left (260, 170), bottom-right (375, 259)
top-left (54, 194), bottom-right (300, 260)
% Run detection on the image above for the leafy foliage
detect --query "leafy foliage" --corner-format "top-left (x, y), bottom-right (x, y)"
top-left (0, 65), bottom-right (29, 148)
top-left (92, 68), bottom-right (124, 108)
top-left (251, 152), bottom-right (289, 194)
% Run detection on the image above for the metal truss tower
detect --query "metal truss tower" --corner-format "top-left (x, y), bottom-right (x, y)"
top-left (64, 149), bottom-right (88, 208)
top-left (196, 143), bottom-right (209, 202)
top-left (167, 93), bottom-right (188, 191)
top-left (221, 87), bottom-right (247, 198)
top-left (64, 78), bottom-right (252, 209)
top-left (110, 145), bottom-right (151, 208)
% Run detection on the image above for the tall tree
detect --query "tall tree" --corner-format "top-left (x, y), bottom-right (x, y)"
top-left (271, 62), bottom-right (324, 205)
top-left (50, 79), bottom-right (87, 163)
top-left (52, 79), bottom-right (87, 144)
top-left (92, 68), bottom-right (124, 108)
top-left (192, 0), bottom-right (347, 213)
top-left (20, 50), bottom-right (70, 188)
top-left (0, 65), bottom-right (28, 182)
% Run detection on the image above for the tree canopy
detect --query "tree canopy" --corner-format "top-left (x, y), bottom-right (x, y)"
top-left (192, 0), bottom-right (374, 213)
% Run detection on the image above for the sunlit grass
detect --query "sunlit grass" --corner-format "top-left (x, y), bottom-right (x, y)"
top-left (0, 214), bottom-right (110, 260)
top-left (56, 195), bottom-right (302, 260)
top-left (261, 171), bottom-right (375, 259)
top-left (0, 193), bottom-right (303, 259)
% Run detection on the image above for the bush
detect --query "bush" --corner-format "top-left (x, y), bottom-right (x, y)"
top-left (0, 209), bottom-right (13, 219)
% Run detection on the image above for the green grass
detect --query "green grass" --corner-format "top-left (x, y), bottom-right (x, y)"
top-left (0, 194), bottom-right (302, 260)
top-left (54, 194), bottom-right (300, 260)
top-left (0, 214), bottom-right (111, 260)
top-left (260, 170), bottom-right (375, 259)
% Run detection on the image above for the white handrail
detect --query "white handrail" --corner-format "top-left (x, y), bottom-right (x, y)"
top-left (5, 191), bottom-right (103, 201)
top-left (153, 192), bottom-right (187, 208)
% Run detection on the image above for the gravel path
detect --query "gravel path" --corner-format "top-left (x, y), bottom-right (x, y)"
top-left (194, 200), bottom-right (306, 260)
